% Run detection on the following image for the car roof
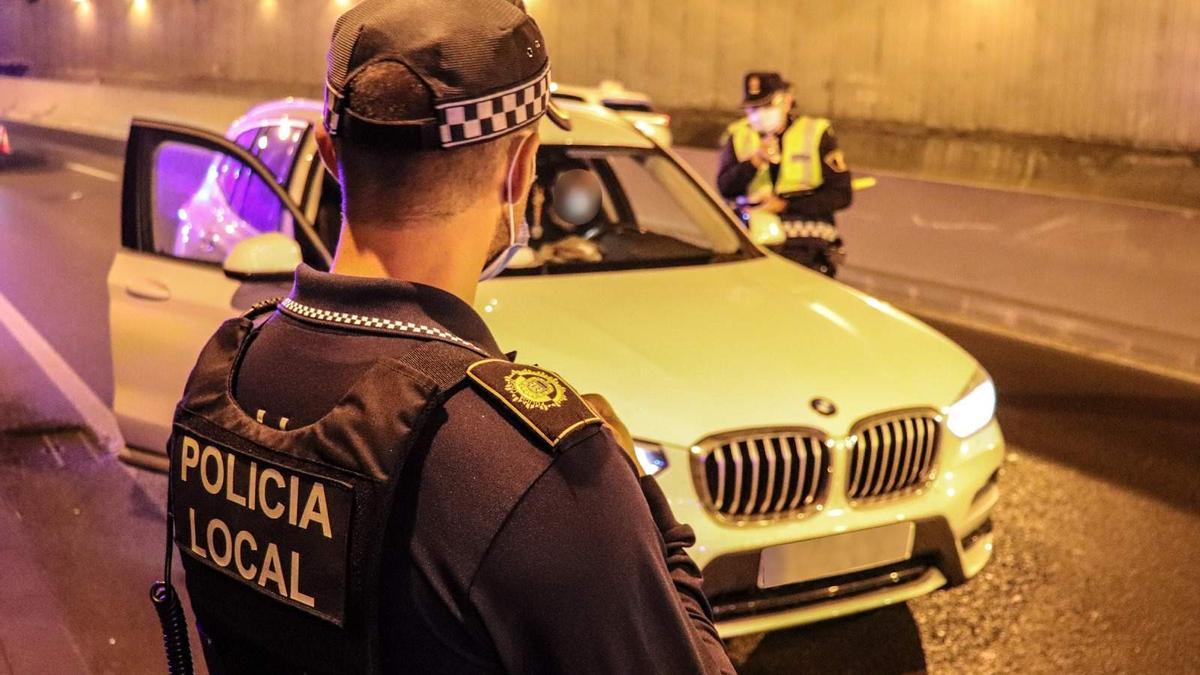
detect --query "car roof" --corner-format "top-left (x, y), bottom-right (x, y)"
top-left (227, 97), bottom-right (653, 149)
top-left (552, 82), bottom-right (653, 105)
top-left (540, 99), bottom-right (654, 147)
top-left (228, 98), bottom-right (324, 139)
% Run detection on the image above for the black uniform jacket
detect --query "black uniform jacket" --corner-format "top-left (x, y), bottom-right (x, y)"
top-left (717, 117), bottom-right (853, 224)
top-left (215, 264), bottom-right (735, 674)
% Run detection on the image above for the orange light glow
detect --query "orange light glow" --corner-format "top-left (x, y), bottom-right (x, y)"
top-left (74, 0), bottom-right (95, 31)
top-left (130, 0), bottom-right (151, 26)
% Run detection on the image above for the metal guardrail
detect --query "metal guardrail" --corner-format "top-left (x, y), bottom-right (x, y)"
top-left (841, 266), bottom-right (1200, 385)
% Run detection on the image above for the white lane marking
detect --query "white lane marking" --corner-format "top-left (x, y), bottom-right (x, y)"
top-left (910, 213), bottom-right (999, 232)
top-left (0, 291), bottom-right (124, 454)
top-left (64, 161), bottom-right (119, 183)
top-left (1014, 214), bottom-right (1076, 242)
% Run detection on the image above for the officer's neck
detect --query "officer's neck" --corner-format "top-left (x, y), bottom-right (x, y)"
top-left (330, 210), bottom-right (493, 303)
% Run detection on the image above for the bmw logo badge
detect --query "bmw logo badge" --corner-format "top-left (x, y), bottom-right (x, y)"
top-left (810, 397), bottom-right (837, 416)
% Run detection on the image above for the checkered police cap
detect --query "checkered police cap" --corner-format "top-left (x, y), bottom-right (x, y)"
top-left (324, 0), bottom-right (571, 150)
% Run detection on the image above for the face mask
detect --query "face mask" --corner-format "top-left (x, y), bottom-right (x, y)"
top-left (750, 105), bottom-right (787, 134)
top-left (479, 134), bottom-right (533, 281)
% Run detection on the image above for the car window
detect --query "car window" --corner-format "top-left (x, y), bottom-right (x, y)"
top-left (205, 124), bottom-right (307, 242)
top-left (252, 123), bottom-right (307, 182)
top-left (150, 140), bottom-right (295, 264)
top-left (512, 146), bottom-right (753, 275)
top-left (211, 130), bottom-right (258, 221)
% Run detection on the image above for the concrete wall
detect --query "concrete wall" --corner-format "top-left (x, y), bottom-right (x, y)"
top-left (2, 0), bottom-right (1199, 152)
top-left (534, 0), bottom-right (1200, 152)
top-left (0, 0), bottom-right (339, 97)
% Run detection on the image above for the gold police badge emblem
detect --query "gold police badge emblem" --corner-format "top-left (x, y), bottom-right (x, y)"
top-left (504, 369), bottom-right (568, 411)
top-left (468, 359), bottom-right (604, 449)
top-left (748, 75), bottom-right (761, 96)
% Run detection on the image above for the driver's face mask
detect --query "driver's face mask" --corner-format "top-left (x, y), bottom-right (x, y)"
top-left (479, 135), bottom-right (534, 282)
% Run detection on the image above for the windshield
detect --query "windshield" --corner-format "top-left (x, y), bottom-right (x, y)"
top-left (506, 146), bottom-right (756, 275)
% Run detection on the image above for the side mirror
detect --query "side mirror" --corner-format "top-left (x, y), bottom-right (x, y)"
top-left (746, 208), bottom-right (786, 247)
top-left (223, 233), bottom-right (302, 282)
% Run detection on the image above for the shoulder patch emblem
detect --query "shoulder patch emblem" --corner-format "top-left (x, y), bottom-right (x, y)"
top-left (504, 368), bottom-right (568, 411)
top-left (824, 149), bottom-right (848, 173)
top-left (467, 359), bottom-right (602, 449)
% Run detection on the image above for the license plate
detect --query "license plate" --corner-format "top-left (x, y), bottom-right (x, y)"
top-left (758, 522), bottom-right (916, 589)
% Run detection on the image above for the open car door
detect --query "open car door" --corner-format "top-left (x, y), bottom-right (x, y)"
top-left (108, 119), bottom-right (331, 467)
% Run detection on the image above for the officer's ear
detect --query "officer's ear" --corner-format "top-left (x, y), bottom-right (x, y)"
top-left (503, 131), bottom-right (540, 204)
top-left (315, 125), bottom-right (340, 182)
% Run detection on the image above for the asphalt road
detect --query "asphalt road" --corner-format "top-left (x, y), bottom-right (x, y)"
top-left (2, 127), bottom-right (1199, 673)
top-left (676, 147), bottom-right (1200, 344)
top-left (0, 125), bottom-right (121, 405)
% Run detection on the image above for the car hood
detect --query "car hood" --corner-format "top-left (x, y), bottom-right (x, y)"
top-left (477, 257), bottom-right (979, 445)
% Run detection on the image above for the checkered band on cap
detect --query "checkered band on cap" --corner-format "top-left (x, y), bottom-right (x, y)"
top-left (437, 66), bottom-right (551, 148)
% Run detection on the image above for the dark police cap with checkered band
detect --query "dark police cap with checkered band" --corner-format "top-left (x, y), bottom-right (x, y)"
top-left (324, 0), bottom-right (571, 150)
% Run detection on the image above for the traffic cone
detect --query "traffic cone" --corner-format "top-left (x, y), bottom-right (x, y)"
top-left (0, 127), bottom-right (10, 156)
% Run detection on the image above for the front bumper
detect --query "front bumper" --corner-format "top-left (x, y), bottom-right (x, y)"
top-left (652, 419), bottom-right (1004, 637)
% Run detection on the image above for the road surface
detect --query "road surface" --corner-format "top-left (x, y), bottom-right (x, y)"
top-left (2, 126), bottom-right (1199, 673)
top-left (0, 126), bottom-right (121, 406)
top-left (679, 147), bottom-right (1200, 380)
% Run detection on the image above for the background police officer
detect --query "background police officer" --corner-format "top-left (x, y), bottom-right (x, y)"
top-left (163, 1), bottom-right (735, 673)
top-left (718, 71), bottom-right (853, 276)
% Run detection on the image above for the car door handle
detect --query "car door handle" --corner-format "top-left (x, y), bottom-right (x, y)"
top-left (125, 279), bottom-right (172, 302)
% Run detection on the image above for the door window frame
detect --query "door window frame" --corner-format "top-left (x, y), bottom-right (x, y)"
top-left (121, 118), bottom-right (333, 271)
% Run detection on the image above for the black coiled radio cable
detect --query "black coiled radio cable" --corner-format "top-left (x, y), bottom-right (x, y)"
top-left (150, 483), bottom-right (194, 675)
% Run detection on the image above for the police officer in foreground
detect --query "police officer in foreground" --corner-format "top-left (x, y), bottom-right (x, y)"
top-left (158, 1), bottom-right (735, 673)
top-left (718, 71), bottom-right (853, 276)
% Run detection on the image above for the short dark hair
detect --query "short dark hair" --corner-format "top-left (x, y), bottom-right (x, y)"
top-left (334, 62), bottom-right (512, 226)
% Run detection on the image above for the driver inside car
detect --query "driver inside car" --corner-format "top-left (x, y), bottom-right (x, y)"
top-left (529, 157), bottom-right (605, 265)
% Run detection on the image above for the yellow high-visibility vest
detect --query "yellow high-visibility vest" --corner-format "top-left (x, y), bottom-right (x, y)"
top-left (727, 116), bottom-right (831, 197)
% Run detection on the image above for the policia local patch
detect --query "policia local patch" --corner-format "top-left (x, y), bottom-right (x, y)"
top-left (170, 432), bottom-right (354, 625)
top-left (467, 359), bottom-right (602, 448)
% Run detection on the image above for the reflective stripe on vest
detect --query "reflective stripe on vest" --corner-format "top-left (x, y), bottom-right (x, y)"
top-left (728, 116), bottom-right (831, 196)
top-left (781, 219), bottom-right (839, 241)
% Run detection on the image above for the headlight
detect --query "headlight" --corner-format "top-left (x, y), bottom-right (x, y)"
top-left (633, 440), bottom-right (669, 476)
top-left (945, 370), bottom-right (997, 439)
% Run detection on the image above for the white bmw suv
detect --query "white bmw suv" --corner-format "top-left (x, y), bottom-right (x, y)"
top-left (109, 98), bottom-right (1004, 637)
